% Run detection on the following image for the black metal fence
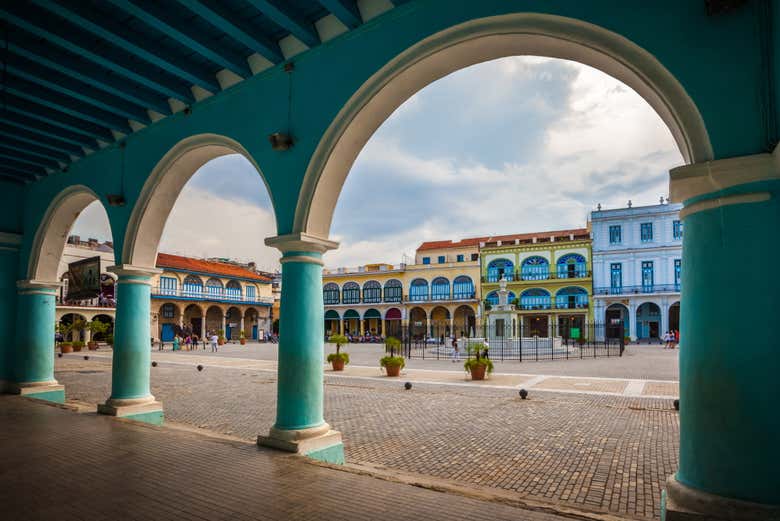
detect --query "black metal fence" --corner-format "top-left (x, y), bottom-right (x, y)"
top-left (393, 322), bottom-right (624, 362)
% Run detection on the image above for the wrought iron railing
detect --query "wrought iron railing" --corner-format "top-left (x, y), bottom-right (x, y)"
top-left (150, 286), bottom-right (274, 304)
top-left (593, 284), bottom-right (681, 296)
top-left (483, 270), bottom-right (592, 283)
top-left (405, 293), bottom-right (477, 303)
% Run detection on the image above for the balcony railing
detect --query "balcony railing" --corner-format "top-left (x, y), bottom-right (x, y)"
top-left (151, 287), bottom-right (274, 305)
top-left (483, 270), bottom-right (591, 283)
top-left (594, 284), bottom-right (681, 296)
top-left (406, 293), bottom-right (478, 303)
top-left (514, 300), bottom-right (589, 311)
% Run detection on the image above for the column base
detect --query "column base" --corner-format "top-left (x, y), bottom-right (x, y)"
top-left (257, 423), bottom-right (344, 464)
top-left (663, 476), bottom-right (780, 521)
top-left (97, 396), bottom-right (164, 426)
top-left (5, 380), bottom-right (65, 404)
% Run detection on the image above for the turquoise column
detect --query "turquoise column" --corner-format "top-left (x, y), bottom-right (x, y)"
top-left (258, 234), bottom-right (344, 464)
top-left (97, 265), bottom-right (163, 425)
top-left (9, 280), bottom-right (64, 403)
top-left (664, 152), bottom-right (780, 520)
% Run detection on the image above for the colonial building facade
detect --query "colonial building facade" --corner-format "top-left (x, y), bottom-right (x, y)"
top-left (590, 202), bottom-right (682, 341)
top-left (480, 229), bottom-right (594, 336)
top-left (322, 239), bottom-right (481, 339)
top-left (56, 237), bottom-right (274, 343)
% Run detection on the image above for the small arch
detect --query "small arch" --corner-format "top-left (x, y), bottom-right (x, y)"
top-left (520, 288), bottom-right (551, 310)
top-left (324, 309), bottom-right (341, 320)
top-left (205, 277), bottom-right (223, 298)
top-left (555, 286), bottom-right (588, 309)
top-left (183, 275), bottom-right (204, 298)
top-left (453, 275), bottom-right (475, 300)
top-left (342, 281), bottom-right (360, 304)
top-left (485, 290), bottom-right (516, 306)
top-left (123, 134), bottom-right (275, 268)
top-left (225, 280), bottom-right (242, 300)
top-left (431, 277), bottom-right (450, 301)
top-left (383, 279), bottom-right (402, 303)
top-left (409, 278), bottom-right (429, 302)
top-left (362, 280), bottom-right (381, 303)
top-left (323, 282), bottom-right (340, 304)
top-left (556, 253), bottom-right (588, 278)
top-left (521, 256), bottom-right (550, 280)
top-left (28, 185), bottom-right (113, 282)
top-left (487, 258), bottom-right (515, 281)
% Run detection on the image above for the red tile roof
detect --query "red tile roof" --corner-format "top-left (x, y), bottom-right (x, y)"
top-left (417, 228), bottom-right (590, 251)
top-left (156, 253), bottom-right (272, 282)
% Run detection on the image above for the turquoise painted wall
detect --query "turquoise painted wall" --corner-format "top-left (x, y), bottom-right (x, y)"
top-left (11, 0), bottom-right (772, 278)
top-left (0, 251), bottom-right (19, 381)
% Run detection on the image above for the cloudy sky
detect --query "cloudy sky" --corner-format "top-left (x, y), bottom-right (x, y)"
top-left (72, 56), bottom-right (683, 270)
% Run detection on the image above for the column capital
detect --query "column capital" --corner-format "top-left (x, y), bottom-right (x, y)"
top-left (16, 279), bottom-right (62, 294)
top-left (265, 232), bottom-right (338, 254)
top-left (670, 146), bottom-right (779, 203)
top-left (108, 264), bottom-right (162, 280)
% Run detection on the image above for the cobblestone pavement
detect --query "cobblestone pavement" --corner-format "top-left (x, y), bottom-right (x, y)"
top-left (176, 341), bottom-right (680, 381)
top-left (1, 396), bottom-right (575, 521)
top-left (56, 354), bottom-right (678, 519)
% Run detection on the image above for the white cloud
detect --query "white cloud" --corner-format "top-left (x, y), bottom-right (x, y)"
top-left (159, 186), bottom-right (280, 271)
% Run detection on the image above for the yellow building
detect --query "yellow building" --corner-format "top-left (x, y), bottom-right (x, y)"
top-left (480, 228), bottom-right (594, 336)
top-left (322, 239), bottom-right (481, 339)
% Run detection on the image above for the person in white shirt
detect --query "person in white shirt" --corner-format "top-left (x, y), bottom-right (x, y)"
top-left (210, 332), bottom-right (219, 352)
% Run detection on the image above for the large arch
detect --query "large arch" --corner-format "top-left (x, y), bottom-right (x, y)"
top-left (296, 13), bottom-right (712, 237)
top-left (122, 134), bottom-right (273, 268)
top-left (27, 185), bottom-right (112, 282)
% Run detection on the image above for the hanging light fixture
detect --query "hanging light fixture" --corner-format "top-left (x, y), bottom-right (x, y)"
top-left (269, 62), bottom-right (295, 150)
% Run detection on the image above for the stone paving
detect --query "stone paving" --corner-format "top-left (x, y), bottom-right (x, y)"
top-left (0, 396), bottom-right (575, 521)
top-left (55, 353), bottom-right (679, 519)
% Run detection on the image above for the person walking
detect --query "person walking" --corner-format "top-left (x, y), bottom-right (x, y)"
top-left (184, 335), bottom-right (192, 351)
top-left (210, 331), bottom-right (219, 353)
top-left (451, 335), bottom-right (460, 362)
top-left (173, 334), bottom-right (180, 352)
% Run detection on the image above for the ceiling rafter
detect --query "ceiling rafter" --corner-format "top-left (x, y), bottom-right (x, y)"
top-left (247, 0), bottom-right (320, 47)
top-left (108, 0), bottom-right (252, 79)
top-left (31, 0), bottom-right (220, 94)
top-left (0, 127), bottom-right (83, 158)
top-left (177, 0), bottom-right (285, 64)
top-left (0, 116), bottom-right (100, 150)
top-left (2, 96), bottom-right (114, 143)
top-left (0, 6), bottom-right (195, 103)
top-left (316, 0), bottom-right (362, 29)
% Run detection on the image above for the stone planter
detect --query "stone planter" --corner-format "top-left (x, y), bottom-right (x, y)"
top-left (60, 343), bottom-right (73, 354)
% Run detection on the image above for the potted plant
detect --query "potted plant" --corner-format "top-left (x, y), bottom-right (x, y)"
top-left (217, 329), bottom-right (226, 345)
top-left (326, 334), bottom-right (349, 371)
top-left (239, 330), bottom-right (247, 345)
top-left (70, 317), bottom-right (87, 345)
top-left (380, 336), bottom-right (404, 377)
top-left (463, 341), bottom-right (494, 380)
top-left (57, 323), bottom-right (73, 353)
top-left (72, 340), bottom-right (85, 353)
top-left (87, 319), bottom-right (109, 350)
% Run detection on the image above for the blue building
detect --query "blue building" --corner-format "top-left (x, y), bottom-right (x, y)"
top-left (591, 202), bottom-right (682, 342)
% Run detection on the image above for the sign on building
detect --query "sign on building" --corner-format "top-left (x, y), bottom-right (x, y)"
top-left (66, 256), bottom-right (101, 300)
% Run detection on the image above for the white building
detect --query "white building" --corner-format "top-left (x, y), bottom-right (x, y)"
top-left (591, 202), bottom-right (682, 342)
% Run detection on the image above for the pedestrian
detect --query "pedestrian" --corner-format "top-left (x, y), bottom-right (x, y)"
top-left (173, 334), bottom-right (180, 351)
top-left (184, 335), bottom-right (192, 351)
top-left (673, 329), bottom-right (680, 349)
top-left (482, 338), bottom-right (490, 359)
top-left (662, 331), bottom-right (670, 349)
top-left (451, 335), bottom-right (459, 362)
top-left (210, 331), bottom-right (219, 353)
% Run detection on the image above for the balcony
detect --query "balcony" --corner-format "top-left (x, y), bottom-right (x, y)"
top-left (151, 287), bottom-right (274, 305)
top-left (406, 292), bottom-right (478, 304)
top-left (483, 270), bottom-right (591, 283)
top-left (514, 300), bottom-right (589, 311)
top-left (594, 284), bottom-right (681, 296)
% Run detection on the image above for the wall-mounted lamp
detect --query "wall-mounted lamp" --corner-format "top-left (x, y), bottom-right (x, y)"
top-left (269, 132), bottom-right (294, 151)
top-left (107, 194), bottom-right (126, 206)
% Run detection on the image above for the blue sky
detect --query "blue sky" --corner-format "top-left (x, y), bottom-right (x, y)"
top-left (73, 56), bottom-right (682, 270)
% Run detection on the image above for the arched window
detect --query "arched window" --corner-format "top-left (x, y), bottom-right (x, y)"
top-left (323, 283), bottom-right (340, 305)
top-left (453, 276), bottom-right (474, 299)
top-left (383, 279), bottom-right (402, 303)
top-left (485, 290), bottom-right (499, 306)
top-left (556, 287), bottom-right (588, 309)
top-left (487, 258), bottom-right (514, 282)
top-left (362, 280), bottom-right (381, 303)
top-left (431, 277), bottom-right (450, 300)
top-left (520, 288), bottom-right (551, 310)
top-left (225, 280), bottom-right (242, 300)
top-left (410, 279), bottom-right (428, 302)
top-left (556, 254), bottom-right (587, 279)
top-left (205, 278), bottom-right (223, 297)
top-left (521, 256), bottom-right (550, 280)
top-left (342, 282), bottom-right (360, 304)
top-left (183, 275), bottom-right (203, 298)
